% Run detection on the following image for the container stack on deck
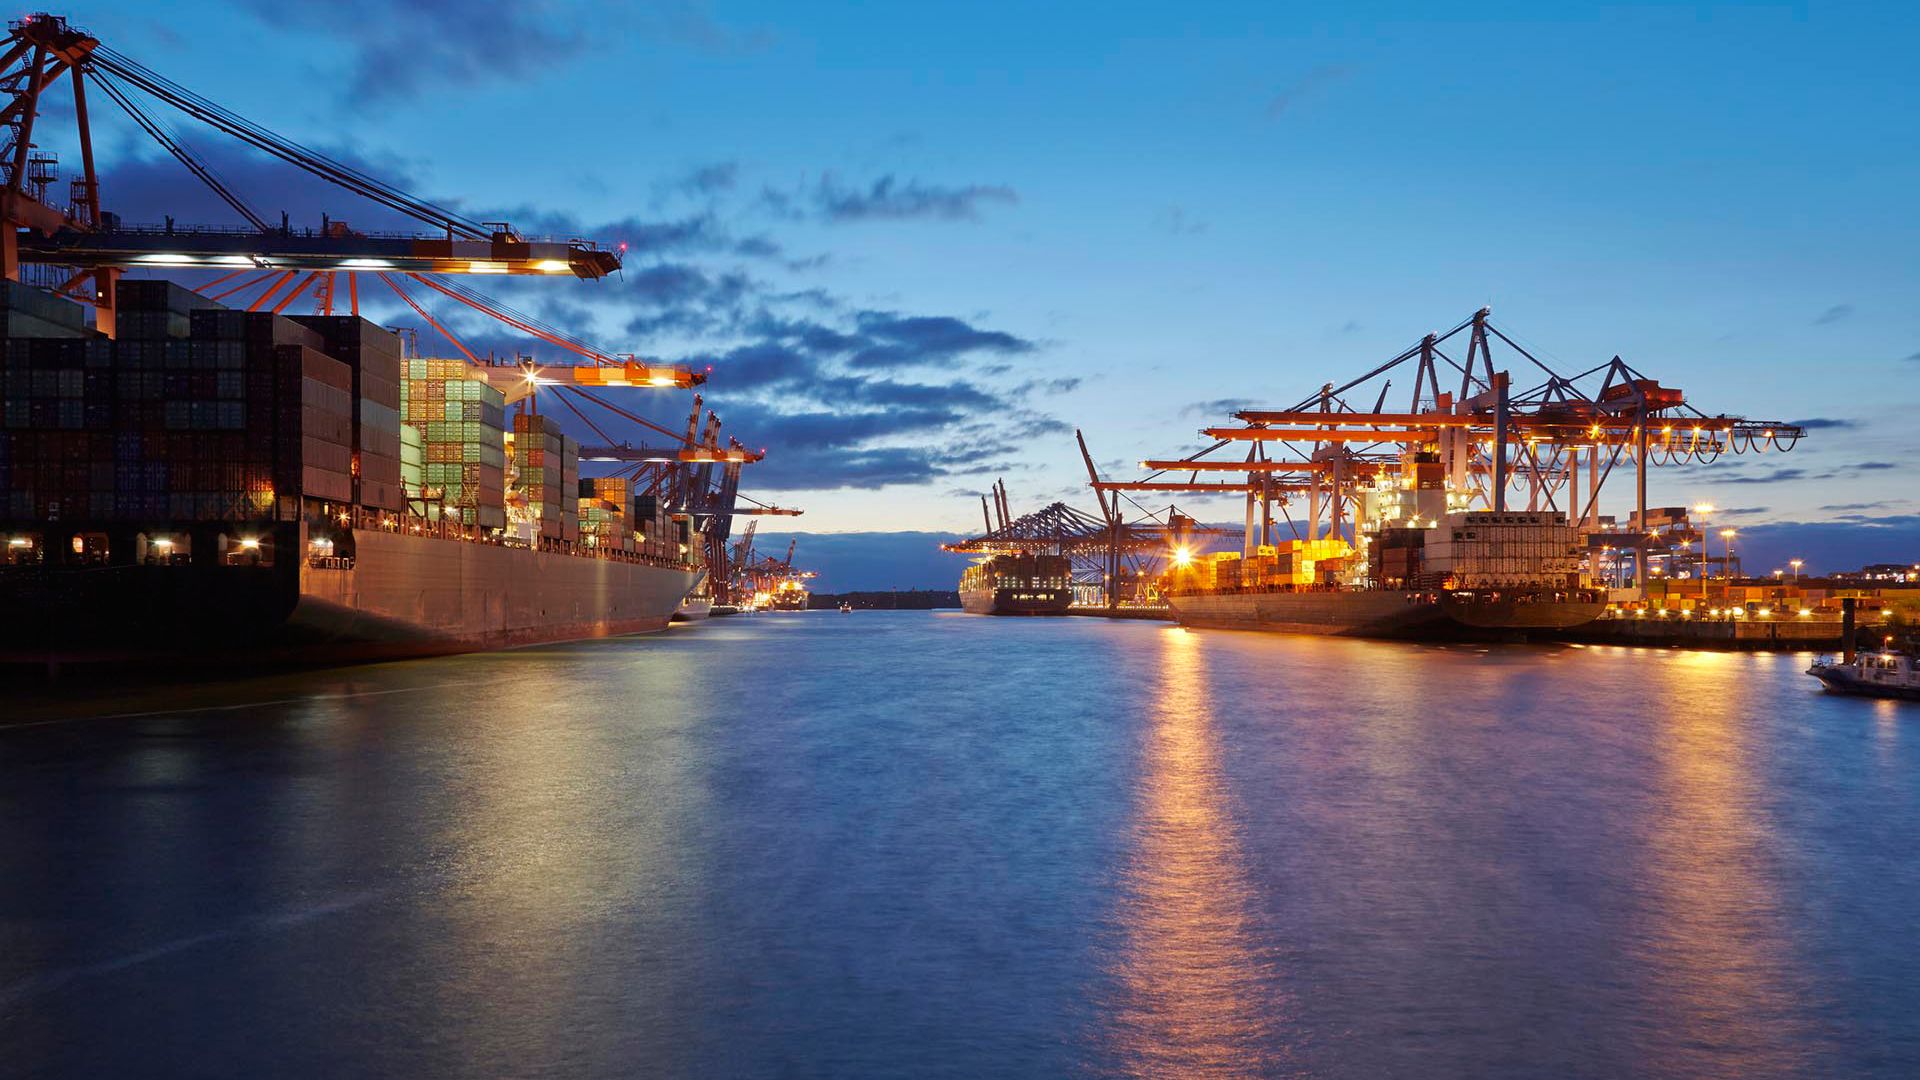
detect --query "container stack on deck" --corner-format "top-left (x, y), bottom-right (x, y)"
top-left (399, 423), bottom-right (424, 509)
top-left (290, 316), bottom-right (407, 514)
top-left (578, 476), bottom-right (635, 550)
top-left (0, 281), bottom-right (371, 534)
top-left (400, 358), bottom-right (507, 528)
top-left (1423, 511), bottom-right (1581, 588)
top-left (508, 412), bottom-right (579, 540)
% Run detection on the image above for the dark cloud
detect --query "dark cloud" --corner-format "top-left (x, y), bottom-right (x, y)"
top-left (1012, 376), bottom-right (1081, 395)
top-left (1812, 303), bottom-right (1853, 325)
top-left (802, 174), bottom-right (1018, 223)
top-left (845, 312), bottom-right (1035, 369)
top-left (1267, 64), bottom-right (1350, 118)
top-left (1820, 501), bottom-right (1894, 512)
top-left (1718, 467), bottom-right (1807, 484)
top-left (1850, 461), bottom-right (1898, 471)
top-left (1181, 398), bottom-right (1256, 418)
top-left (235, 1), bottom-right (766, 106)
top-left (662, 162), bottom-right (740, 198)
top-left (234, 0), bottom-right (587, 106)
top-left (1789, 417), bottom-right (1858, 430)
top-left (1905, 351), bottom-right (1920, 363)
top-left (88, 122), bottom-right (1049, 493)
top-left (1733, 516), bottom-right (1920, 577)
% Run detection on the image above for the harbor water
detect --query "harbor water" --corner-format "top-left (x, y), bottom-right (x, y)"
top-left (3, 613), bottom-right (1916, 1077)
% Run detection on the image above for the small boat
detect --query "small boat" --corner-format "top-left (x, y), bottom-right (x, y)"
top-left (1809, 650), bottom-right (1920, 701)
top-left (709, 603), bottom-right (741, 617)
top-left (839, 601), bottom-right (852, 613)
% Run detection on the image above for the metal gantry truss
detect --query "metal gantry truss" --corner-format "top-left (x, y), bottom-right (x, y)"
top-left (1089, 309), bottom-right (1806, 578)
top-left (944, 473), bottom-right (1222, 608)
top-left (0, 13), bottom-right (794, 584)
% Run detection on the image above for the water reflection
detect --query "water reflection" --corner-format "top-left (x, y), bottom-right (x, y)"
top-left (1638, 649), bottom-right (1811, 1077)
top-left (1102, 628), bottom-right (1283, 1077)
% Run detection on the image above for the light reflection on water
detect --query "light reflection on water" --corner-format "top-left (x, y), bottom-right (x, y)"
top-left (1101, 628), bottom-right (1284, 1077)
top-left (3, 614), bottom-right (1918, 1078)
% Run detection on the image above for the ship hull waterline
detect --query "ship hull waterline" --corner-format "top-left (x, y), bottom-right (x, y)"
top-left (959, 587), bottom-right (1073, 616)
top-left (0, 527), bottom-right (700, 666)
top-left (1168, 588), bottom-right (1606, 640)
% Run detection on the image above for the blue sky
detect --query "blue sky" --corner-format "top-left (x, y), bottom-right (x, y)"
top-left (49, 2), bottom-right (1920, 582)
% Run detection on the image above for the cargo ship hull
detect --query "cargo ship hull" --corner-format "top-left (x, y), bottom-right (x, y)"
top-left (1169, 588), bottom-right (1604, 640)
top-left (959, 585), bottom-right (1072, 616)
top-left (672, 595), bottom-right (713, 621)
top-left (0, 525), bottom-right (697, 663)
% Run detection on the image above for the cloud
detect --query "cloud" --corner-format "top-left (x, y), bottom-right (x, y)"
top-left (844, 312), bottom-right (1036, 369)
top-left (1789, 417), bottom-right (1859, 430)
top-left (1012, 376), bottom-right (1082, 395)
top-left (1812, 303), bottom-right (1853, 325)
top-left (802, 174), bottom-right (1018, 223)
top-left (1732, 516), bottom-right (1920, 576)
top-left (1849, 461), bottom-right (1897, 471)
top-left (232, 0), bottom-right (587, 106)
top-left (1182, 398), bottom-right (1256, 418)
top-left (1266, 64), bottom-right (1350, 118)
top-left (1820, 501), bottom-right (1894, 512)
top-left (1153, 206), bottom-right (1209, 235)
top-left (88, 124), bottom-right (1050, 494)
top-left (1905, 351), bottom-right (1920, 363)
top-left (666, 162), bottom-right (740, 197)
top-left (1718, 467), bottom-right (1806, 484)
top-left (234, 1), bottom-right (767, 106)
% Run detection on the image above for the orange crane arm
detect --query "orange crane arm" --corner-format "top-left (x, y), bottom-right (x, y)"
top-left (1202, 427), bottom-right (1441, 442)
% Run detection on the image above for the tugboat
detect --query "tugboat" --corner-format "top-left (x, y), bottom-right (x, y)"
top-left (839, 601), bottom-right (853, 613)
top-left (1809, 650), bottom-right (1920, 701)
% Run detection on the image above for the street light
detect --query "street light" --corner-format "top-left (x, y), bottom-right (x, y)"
top-left (1720, 528), bottom-right (1737, 582)
top-left (1693, 503), bottom-right (1714, 606)
top-left (1790, 558), bottom-right (1803, 584)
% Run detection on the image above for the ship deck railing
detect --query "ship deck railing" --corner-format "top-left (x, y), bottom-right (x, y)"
top-left (338, 506), bottom-right (695, 573)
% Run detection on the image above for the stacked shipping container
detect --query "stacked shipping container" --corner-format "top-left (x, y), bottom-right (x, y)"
top-left (292, 316), bottom-right (405, 513)
top-left (400, 358), bottom-right (507, 528)
top-left (578, 476), bottom-right (634, 550)
top-left (508, 413), bottom-right (579, 540)
top-left (1424, 511), bottom-right (1581, 588)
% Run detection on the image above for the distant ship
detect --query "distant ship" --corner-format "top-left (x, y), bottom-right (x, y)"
top-left (959, 553), bottom-right (1073, 615)
top-left (767, 578), bottom-right (809, 610)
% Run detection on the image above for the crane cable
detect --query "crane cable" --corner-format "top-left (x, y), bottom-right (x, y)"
top-left (89, 44), bottom-right (491, 239)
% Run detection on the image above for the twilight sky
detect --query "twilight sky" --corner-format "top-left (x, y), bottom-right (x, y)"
top-left (49, 2), bottom-right (1920, 580)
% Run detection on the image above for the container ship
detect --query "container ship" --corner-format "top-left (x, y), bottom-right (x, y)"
top-left (0, 279), bottom-right (699, 663)
top-left (1167, 512), bottom-right (1605, 638)
top-left (959, 552), bottom-right (1074, 615)
top-left (765, 577), bottom-right (810, 611)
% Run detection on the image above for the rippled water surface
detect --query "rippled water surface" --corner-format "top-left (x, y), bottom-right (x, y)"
top-left (4, 612), bottom-right (1917, 1078)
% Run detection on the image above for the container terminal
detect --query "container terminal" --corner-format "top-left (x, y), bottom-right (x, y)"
top-left (1050, 308), bottom-right (1907, 643)
top-left (721, 524), bottom-right (816, 611)
top-left (0, 14), bottom-right (802, 663)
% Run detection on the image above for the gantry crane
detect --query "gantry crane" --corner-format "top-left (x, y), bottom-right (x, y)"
top-left (2, 12), bottom-right (792, 571)
top-left (943, 474), bottom-right (1221, 608)
top-left (0, 13), bottom-right (621, 341)
top-left (1089, 309), bottom-right (1806, 592)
